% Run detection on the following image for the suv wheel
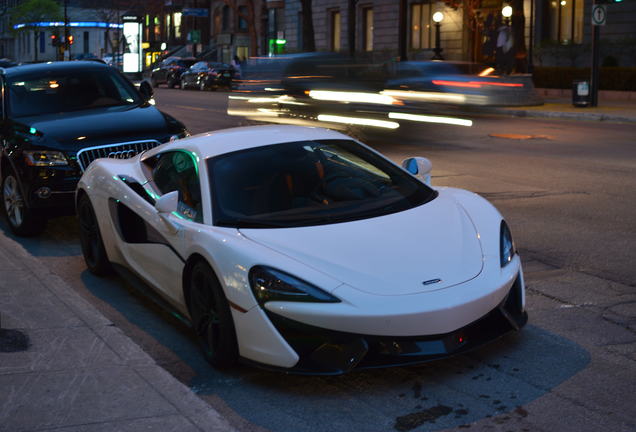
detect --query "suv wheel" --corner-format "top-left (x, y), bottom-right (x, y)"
top-left (1, 169), bottom-right (46, 236)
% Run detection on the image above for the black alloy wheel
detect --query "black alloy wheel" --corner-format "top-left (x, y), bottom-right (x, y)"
top-left (187, 260), bottom-right (238, 368)
top-left (181, 78), bottom-right (188, 90)
top-left (1, 169), bottom-right (46, 236)
top-left (199, 79), bottom-right (207, 91)
top-left (77, 194), bottom-right (112, 276)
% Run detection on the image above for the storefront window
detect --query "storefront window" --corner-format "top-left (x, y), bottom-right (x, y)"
top-left (331, 10), bottom-right (341, 51)
top-left (363, 8), bottom-right (374, 51)
top-left (549, 0), bottom-right (584, 44)
top-left (411, 2), bottom-right (431, 50)
top-left (174, 12), bottom-right (182, 38)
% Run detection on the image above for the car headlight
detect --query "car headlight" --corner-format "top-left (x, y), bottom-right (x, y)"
top-left (249, 266), bottom-right (340, 305)
top-left (500, 220), bottom-right (516, 267)
top-left (23, 150), bottom-right (68, 166)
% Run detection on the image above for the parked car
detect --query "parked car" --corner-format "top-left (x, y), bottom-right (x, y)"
top-left (383, 61), bottom-right (543, 106)
top-left (101, 53), bottom-right (123, 68)
top-left (77, 124), bottom-right (527, 374)
top-left (150, 56), bottom-right (197, 88)
top-left (0, 61), bottom-right (188, 236)
top-left (0, 58), bottom-right (18, 68)
top-left (180, 61), bottom-right (235, 91)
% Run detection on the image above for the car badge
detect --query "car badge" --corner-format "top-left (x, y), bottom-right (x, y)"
top-left (422, 278), bottom-right (442, 286)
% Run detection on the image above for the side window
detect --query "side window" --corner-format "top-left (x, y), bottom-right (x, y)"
top-left (147, 151), bottom-right (203, 223)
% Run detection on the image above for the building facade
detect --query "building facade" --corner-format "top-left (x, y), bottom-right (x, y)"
top-left (270, 0), bottom-right (636, 67)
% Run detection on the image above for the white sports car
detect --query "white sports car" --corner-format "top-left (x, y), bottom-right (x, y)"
top-left (77, 125), bottom-right (527, 374)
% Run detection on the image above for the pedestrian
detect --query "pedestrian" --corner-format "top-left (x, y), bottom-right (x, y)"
top-left (496, 21), bottom-right (514, 75)
top-left (231, 55), bottom-right (242, 79)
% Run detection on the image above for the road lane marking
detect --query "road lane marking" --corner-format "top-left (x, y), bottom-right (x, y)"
top-left (174, 105), bottom-right (208, 111)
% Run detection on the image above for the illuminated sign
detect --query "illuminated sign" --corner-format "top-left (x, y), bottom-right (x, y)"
top-left (123, 21), bottom-right (143, 73)
top-left (13, 21), bottom-right (122, 30)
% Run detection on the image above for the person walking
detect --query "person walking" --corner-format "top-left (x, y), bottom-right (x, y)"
top-left (496, 21), bottom-right (514, 75)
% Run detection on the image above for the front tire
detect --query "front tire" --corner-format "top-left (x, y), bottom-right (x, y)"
top-left (187, 260), bottom-right (238, 368)
top-left (1, 169), bottom-right (46, 236)
top-left (181, 78), bottom-right (187, 90)
top-left (77, 193), bottom-right (112, 276)
top-left (199, 80), bottom-right (207, 91)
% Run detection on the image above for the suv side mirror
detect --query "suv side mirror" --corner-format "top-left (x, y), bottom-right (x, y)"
top-left (401, 157), bottom-right (432, 186)
top-left (138, 81), bottom-right (154, 103)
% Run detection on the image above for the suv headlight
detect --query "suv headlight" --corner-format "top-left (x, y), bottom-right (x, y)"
top-left (249, 266), bottom-right (340, 305)
top-left (500, 220), bottom-right (516, 267)
top-left (24, 150), bottom-right (68, 166)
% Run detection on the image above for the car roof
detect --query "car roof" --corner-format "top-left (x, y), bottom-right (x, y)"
top-left (152, 125), bottom-right (351, 160)
top-left (1, 60), bottom-right (110, 77)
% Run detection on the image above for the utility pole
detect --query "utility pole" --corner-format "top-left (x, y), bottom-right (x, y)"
top-left (63, 0), bottom-right (69, 60)
top-left (590, 0), bottom-right (607, 107)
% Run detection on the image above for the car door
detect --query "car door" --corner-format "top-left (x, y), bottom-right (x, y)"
top-left (116, 150), bottom-right (203, 306)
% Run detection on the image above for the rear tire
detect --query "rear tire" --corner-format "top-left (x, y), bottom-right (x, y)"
top-left (186, 260), bottom-right (238, 368)
top-left (77, 193), bottom-right (112, 276)
top-left (1, 169), bottom-right (46, 236)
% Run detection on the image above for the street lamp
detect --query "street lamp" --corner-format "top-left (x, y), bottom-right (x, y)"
top-left (501, 5), bottom-right (513, 25)
top-left (432, 11), bottom-right (444, 60)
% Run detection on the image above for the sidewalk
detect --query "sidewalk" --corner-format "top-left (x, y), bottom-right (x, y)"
top-left (484, 94), bottom-right (636, 124)
top-left (0, 231), bottom-right (236, 432)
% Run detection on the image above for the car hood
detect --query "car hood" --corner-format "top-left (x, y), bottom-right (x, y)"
top-left (16, 105), bottom-right (177, 152)
top-left (240, 193), bottom-right (484, 296)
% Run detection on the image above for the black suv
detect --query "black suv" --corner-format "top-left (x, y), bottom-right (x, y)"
top-left (0, 61), bottom-right (188, 236)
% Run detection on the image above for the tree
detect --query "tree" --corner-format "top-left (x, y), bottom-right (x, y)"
top-left (10, 0), bottom-right (62, 61)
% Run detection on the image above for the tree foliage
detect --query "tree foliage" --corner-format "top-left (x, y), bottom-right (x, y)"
top-left (10, 0), bottom-right (62, 31)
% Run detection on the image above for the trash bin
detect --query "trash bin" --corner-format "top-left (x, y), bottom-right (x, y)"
top-left (572, 80), bottom-right (590, 107)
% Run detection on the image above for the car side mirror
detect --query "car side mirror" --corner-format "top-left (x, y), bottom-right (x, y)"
top-left (155, 190), bottom-right (179, 214)
top-left (138, 80), bottom-right (154, 103)
top-left (402, 157), bottom-right (432, 186)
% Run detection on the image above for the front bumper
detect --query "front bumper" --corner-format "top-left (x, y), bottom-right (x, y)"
top-left (258, 274), bottom-right (527, 375)
top-left (17, 162), bottom-right (81, 213)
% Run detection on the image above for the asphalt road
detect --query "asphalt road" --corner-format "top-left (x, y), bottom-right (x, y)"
top-left (4, 88), bottom-right (635, 432)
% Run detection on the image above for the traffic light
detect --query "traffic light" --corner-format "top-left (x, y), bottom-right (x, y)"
top-left (50, 34), bottom-right (59, 46)
top-left (68, 35), bottom-right (74, 45)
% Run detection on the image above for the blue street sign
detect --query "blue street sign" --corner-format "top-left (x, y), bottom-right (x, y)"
top-left (182, 8), bottom-right (209, 17)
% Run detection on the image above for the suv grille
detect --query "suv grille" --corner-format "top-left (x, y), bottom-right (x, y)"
top-left (76, 140), bottom-right (162, 172)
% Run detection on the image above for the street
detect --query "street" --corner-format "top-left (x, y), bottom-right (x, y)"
top-left (3, 88), bottom-right (635, 432)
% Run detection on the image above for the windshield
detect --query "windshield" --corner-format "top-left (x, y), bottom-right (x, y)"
top-left (7, 69), bottom-right (141, 117)
top-left (209, 139), bottom-right (437, 228)
top-left (176, 59), bottom-right (197, 68)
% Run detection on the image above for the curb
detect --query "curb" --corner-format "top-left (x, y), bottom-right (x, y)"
top-left (0, 231), bottom-right (236, 432)
top-left (478, 106), bottom-right (636, 124)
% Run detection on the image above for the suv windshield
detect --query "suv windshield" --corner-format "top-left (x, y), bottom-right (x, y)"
top-left (209, 139), bottom-right (437, 228)
top-left (7, 69), bottom-right (141, 117)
